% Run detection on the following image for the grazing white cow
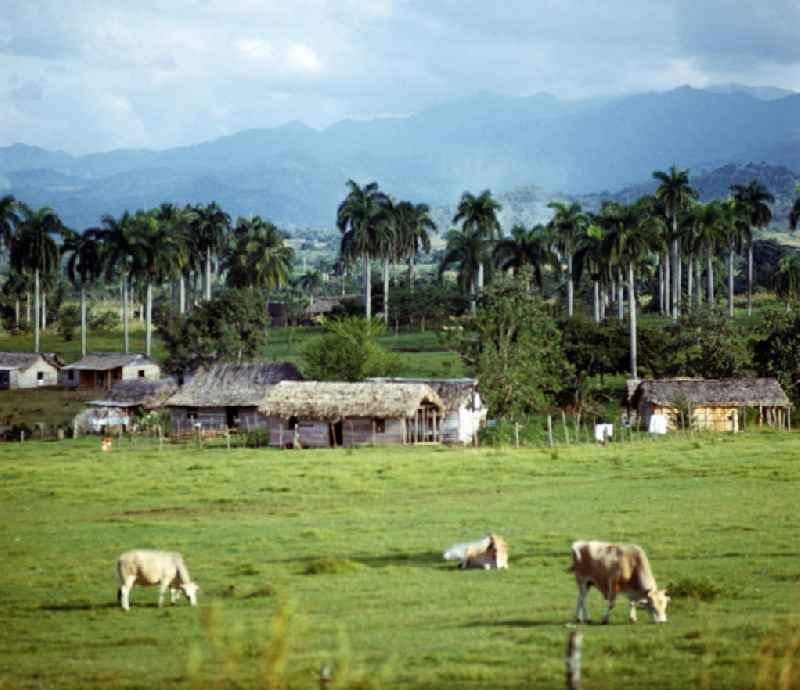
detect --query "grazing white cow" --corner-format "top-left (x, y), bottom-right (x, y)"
top-left (116, 550), bottom-right (199, 611)
top-left (443, 534), bottom-right (509, 570)
top-left (568, 540), bottom-right (669, 624)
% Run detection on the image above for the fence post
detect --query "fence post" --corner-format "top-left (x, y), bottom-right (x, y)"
top-left (547, 415), bottom-right (554, 448)
top-left (565, 628), bottom-right (582, 690)
top-left (514, 423), bottom-right (520, 448)
top-left (320, 664), bottom-right (332, 690)
top-left (561, 410), bottom-right (570, 444)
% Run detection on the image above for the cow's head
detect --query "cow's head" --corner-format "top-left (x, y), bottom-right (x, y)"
top-left (181, 582), bottom-right (200, 606)
top-left (643, 589), bottom-right (669, 623)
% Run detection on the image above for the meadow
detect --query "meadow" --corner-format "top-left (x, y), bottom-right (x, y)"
top-left (0, 432), bottom-right (798, 689)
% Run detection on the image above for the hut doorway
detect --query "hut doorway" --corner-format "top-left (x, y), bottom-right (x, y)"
top-left (226, 407), bottom-right (238, 429)
top-left (329, 420), bottom-right (343, 447)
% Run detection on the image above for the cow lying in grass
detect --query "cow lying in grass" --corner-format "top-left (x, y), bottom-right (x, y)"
top-left (568, 540), bottom-right (669, 624)
top-left (443, 533), bottom-right (509, 569)
top-left (116, 550), bottom-right (199, 611)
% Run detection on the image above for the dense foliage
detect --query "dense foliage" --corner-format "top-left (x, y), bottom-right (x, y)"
top-left (301, 316), bottom-right (400, 381)
top-left (159, 289), bottom-right (270, 376)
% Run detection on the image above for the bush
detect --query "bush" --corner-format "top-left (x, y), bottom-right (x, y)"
top-left (57, 305), bottom-right (82, 341)
top-left (3, 423), bottom-right (32, 442)
top-left (89, 310), bottom-right (119, 333)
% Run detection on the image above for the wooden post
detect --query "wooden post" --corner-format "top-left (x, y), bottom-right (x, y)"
top-left (514, 423), bottom-right (520, 448)
top-left (320, 664), bottom-right (332, 690)
top-left (547, 415), bottom-right (554, 448)
top-left (372, 419), bottom-right (376, 445)
top-left (158, 425), bottom-right (163, 451)
top-left (20, 430), bottom-right (24, 443)
top-left (565, 628), bottom-right (582, 690)
top-left (226, 429), bottom-right (231, 450)
top-left (279, 422), bottom-right (283, 448)
top-left (562, 410), bottom-right (570, 444)
top-left (759, 405), bottom-right (763, 428)
top-left (788, 407), bottom-right (792, 430)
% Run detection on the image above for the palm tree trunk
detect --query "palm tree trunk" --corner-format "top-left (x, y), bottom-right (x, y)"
top-left (26, 291), bottom-right (30, 325)
top-left (671, 218), bottom-right (679, 320)
top-left (747, 240), bottom-right (753, 316)
top-left (567, 254), bottom-right (574, 317)
top-left (600, 287), bottom-right (607, 321)
top-left (33, 269), bottom-right (40, 353)
top-left (363, 255), bottom-right (371, 321)
top-left (707, 253), bottom-right (714, 303)
top-left (14, 298), bottom-right (19, 329)
top-left (383, 258), bottom-right (390, 324)
top-left (42, 291), bottom-right (47, 331)
top-left (664, 252), bottom-right (670, 315)
top-left (80, 286), bottom-right (87, 356)
top-left (408, 256), bottom-right (416, 293)
top-left (728, 243), bottom-right (735, 318)
top-left (677, 257), bottom-right (682, 312)
top-left (593, 279), bottom-right (600, 323)
top-left (478, 262), bottom-right (485, 293)
top-left (628, 262), bottom-right (637, 379)
top-left (179, 273), bottom-right (186, 315)
top-left (123, 277), bottom-right (129, 354)
top-left (341, 268), bottom-right (346, 297)
top-left (617, 270), bottom-right (624, 321)
top-left (687, 255), bottom-right (694, 307)
top-left (658, 260), bottom-right (664, 313)
top-left (205, 247), bottom-right (212, 301)
top-left (145, 282), bottom-right (152, 357)
top-left (696, 260), bottom-right (703, 305)
top-left (470, 276), bottom-right (477, 315)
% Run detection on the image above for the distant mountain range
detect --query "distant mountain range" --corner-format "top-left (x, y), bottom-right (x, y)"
top-left (1, 84), bottom-right (798, 231)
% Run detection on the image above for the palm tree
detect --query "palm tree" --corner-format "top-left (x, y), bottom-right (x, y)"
top-left (2, 271), bottom-right (30, 329)
top-left (0, 195), bottom-right (19, 249)
top-left (601, 199), bottom-right (661, 378)
top-left (574, 222), bottom-right (608, 322)
top-left (731, 180), bottom-right (774, 316)
top-left (10, 205), bottom-right (64, 352)
top-left (438, 226), bottom-right (488, 312)
top-left (63, 228), bottom-right (104, 356)
top-left (493, 223), bottom-right (556, 291)
top-left (191, 202), bottom-right (231, 301)
top-left (720, 199), bottom-right (749, 318)
top-left (772, 254), bottom-right (800, 310)
top-left (394, 200), bottom-right (436, 292)
top-left (548, 201), bottom-right (589, 317)
top-left (689, 201), bottom-right (725, 306)
top-left (374, 200), bottom-right (397, 324)
top-left (97, 211), bottom-right (135, 353)
top-left (337, 180), bottom-right (391, 321)
top-left (155, 203), bottom-right (194, 315)
top-left (452, 189), bottom-right (502, 296)
top-left (223, 216), bottom-right (294, 290)
top-left (653, 166), bottom-right (697, 320)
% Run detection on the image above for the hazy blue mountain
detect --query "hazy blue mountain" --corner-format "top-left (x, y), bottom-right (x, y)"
top-left (704, 83), bottom-right (797, 101)
top-left (3, 85), bottom-right (799, 229)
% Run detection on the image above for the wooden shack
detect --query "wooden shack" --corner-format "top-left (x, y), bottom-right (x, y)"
top-left (165, 362), bottom-right (303, 434)
top-left (62, 353), bottom-right (161, 390)
top-left (0, 352), bottom-right (62, 389)
top-left (367, 377), bottom-right (485, 444)
top-left (258, 381), bottom-right (445, 448)
top-left (75, 378), bottom-right (178, 433)
top-left (631, 378), bottom-right (791, 432)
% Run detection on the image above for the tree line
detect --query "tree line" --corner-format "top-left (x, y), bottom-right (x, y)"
top-left (0, 199), bottom-right (293, 356)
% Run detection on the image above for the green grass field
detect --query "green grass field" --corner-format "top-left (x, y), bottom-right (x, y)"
top-left (1, 433), bottom-right (799, 689)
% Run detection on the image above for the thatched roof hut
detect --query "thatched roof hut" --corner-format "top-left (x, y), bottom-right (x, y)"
top-left (631, 377), bottom-right (790, 432)
top-left (93, 378), bottom-right (178, 409)
top-left (259, 381), bottom-right (444, 419)
top-left (166, 362), bottom-right (303, 407)
top-left (367, 377), bottom-right (477, 413)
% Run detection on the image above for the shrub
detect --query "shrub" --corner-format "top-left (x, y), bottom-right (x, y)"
top-left (57, 305), bottom-right (82, 341)
top-left (89, 310), bottom-right (119, 333)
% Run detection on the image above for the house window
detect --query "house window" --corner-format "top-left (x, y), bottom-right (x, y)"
top-left (68, 371), bottom-right (75, 381)
top-left (37, 372), bottom-right (44, 381)
top-left (374, 418), bottom-right (386, 433)
top-left (138, 369), bottom-right (145, 378)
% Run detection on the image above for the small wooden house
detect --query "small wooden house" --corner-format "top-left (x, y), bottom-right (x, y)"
top-left (75, 378), bottom-right (178, 434)
top-left (165, 362), bottom-right (304, 434)
top-left (0, 352), bottom-right (62, 389)
top-left (367, 377), bottom-right (485, 444)
top-left (62, 353), bottom-right (161, 390)
top-left (631, 378), bottom-right (791, 432)
top-left (258, 381), bottom-right (445, 448)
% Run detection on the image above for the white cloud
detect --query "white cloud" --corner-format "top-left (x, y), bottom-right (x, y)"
top-left (235, 38), bottom-right (273, 60)
top-left (286, 43), bottom-right (323, 74)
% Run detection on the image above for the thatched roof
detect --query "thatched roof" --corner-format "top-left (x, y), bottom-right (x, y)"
top-left (367, 377), bottom-right (478, 413)
top-left (633, 378), bottom-right (790, 407)
top-left (166, 362), bottom-right (303, 407)
top-left (93, 378), bottom-right (178, 409)
top-left (63, 352), bottom-right (157, 371)
top-left (0, 352), bottom-right (62, 370)
top-left (259, 381), bottom-right (445, 420)
top-left (305, 296), bottom-right (358, 316)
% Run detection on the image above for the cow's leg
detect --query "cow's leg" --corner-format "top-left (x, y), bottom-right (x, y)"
top-left (170, 587), bottom-right (179, 604)
top-left (158, 580), bottom-right (169, 608)
top-left (601, 579), bottom-right (616, 624)
top-left (628, 599), bottom-right (638, 624)
top-left (575, 581), bottom-right (589, 623)
top-left (120, 577), bottom-right (135, 611)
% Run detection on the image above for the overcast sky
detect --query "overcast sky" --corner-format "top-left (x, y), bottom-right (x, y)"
top-left (2, 0), bottom-right (799, 155)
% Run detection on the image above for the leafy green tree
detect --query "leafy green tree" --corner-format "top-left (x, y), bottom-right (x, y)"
top-left (664, 307), bottom-right (753, 378)
top-left (772, 254), bottom-right (800, 309)
top-left (731, 180), bottom-right (774, 316)
top-left (337, 180), bottom-right (391, 321)
top-left (0, 194), bottom-right (19, 249)
top-left (752, 309), bottom-right (800, 402)
top-left (10, 205), bottom-right (64, 352)
top-left (159, 289), bottom-right (270, 376)
top-left (559, 315), bottom-right (627, 386)
top-left (653, 166), bottom-right (697, 320)
top-left (452, 189), bottom-right (502, 296)
top-left (300, 316), bottom-right (399, 381)
top-left (57, 305), bottom-right (82, 342)
top-left (453, 271), bottom-right (571, 418)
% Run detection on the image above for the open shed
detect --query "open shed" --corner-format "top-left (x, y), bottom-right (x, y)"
top-left (165, 361), bottom-right (304, 434)
top-left (631, 378), bottom-right (791, 432)
top-left (258, 381), bottom-right (445, 448)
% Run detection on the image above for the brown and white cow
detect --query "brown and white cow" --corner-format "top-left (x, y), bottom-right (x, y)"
top-left (568, 540), bottom-right (669, 624)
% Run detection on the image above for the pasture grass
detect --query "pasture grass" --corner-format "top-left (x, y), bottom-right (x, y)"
top-left (1, 432), bottom-right (799, 689)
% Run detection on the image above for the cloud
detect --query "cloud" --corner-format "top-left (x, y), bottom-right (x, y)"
top-left (287, 43), bottom-right (323, 74)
